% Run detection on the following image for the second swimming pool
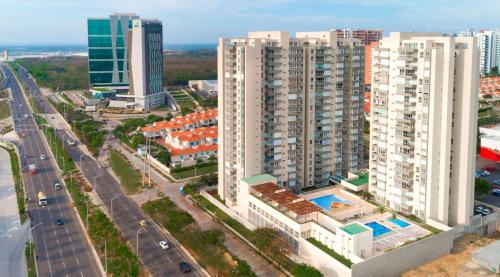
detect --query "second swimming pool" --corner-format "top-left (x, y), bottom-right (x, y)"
top-left (365, 221), bottom-right (392, 237)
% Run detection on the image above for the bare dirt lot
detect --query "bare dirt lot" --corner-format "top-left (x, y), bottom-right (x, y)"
top-left (404, 232), bottom-right (500, 277)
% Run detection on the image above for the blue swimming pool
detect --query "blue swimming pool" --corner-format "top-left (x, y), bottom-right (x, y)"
top-left (388, 218), bottom-right (410, 228)
top-left (309, 194), bottom-right (353, 211)
top-left (365, 221), bottom-right (392, 237)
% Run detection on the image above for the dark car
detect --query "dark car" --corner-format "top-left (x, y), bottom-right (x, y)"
top-left (55, 219), bottom-right (64, 225)
top-left (179, 262), bottom-right (192, 273)
top-left (23, 154), bottom-right (29, 159)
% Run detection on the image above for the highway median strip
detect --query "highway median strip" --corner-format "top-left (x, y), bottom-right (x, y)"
top-left (24, 241), bottom-right (36, 277)
top-left (65, 174), bottom-right (141, 276)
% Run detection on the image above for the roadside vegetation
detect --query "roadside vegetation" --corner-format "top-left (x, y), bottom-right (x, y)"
top-left (65, 174), bottom-right (140, 276)
top-left (171, 159), bottom-right (217, 180)
top-left (1, 145), bottom-right (26, 223)
top-left (24, 242), bottom-right (36, 277)
top-left (143, 197), bottom-right (256, 277)
top-left (40, 127), bottom-right (75, 173)
top-left (188, 91), bottom-right (217, 108)
top-left (169, 90), bottom-right (196, 115)
top-left (475, 178), bottom-right (492, 197)
top-left (108, 150), bottom-right (143, 194)
top-left (188, 185), bottom-right (323, 277)
top-left (0, 100), bottom-right (11, 120)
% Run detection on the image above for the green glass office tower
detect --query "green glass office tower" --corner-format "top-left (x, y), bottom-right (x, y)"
top-left (87, 13), bottom-right (139, 87)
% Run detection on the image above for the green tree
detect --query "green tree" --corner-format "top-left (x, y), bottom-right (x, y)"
top-left (155, 147), bottom-right (171, 166)
top-left (475, 178), bottom-right (491, 197)
top-left (165, 113), bottom-right (173, 121)
top-left (236, 259), bottom-right (257, 277)
top-left (489, 66), bottom-right (499, 77)
top-left (130, 133), bottom-right (145, 149)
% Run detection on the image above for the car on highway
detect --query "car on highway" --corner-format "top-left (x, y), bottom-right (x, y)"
top-left (54, 182), bottom-right (62, 190)
top-left (67, 139), bottom-right (76, 146)
top-left (159, 240), bottom-right (170, 249)
top-left (178, 262), bottom-right (192, 273)
top-left (55, 219), bottom-right (64, 225)
top-left (23, 154), bottom-right (29, 159)
top-left (139, 220), bottom-right (149, 228)
top-left (40, 154), bottom-right (46, 160)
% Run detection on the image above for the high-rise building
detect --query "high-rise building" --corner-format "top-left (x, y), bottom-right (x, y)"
top-left (87, 13), bottom-right (139, 88)
top-left (369, 32), bottom-right (479, 226)
top-left (336, 29), bottom-right (383, 45)
top-left (129, 19), bottom-right (166, 110)
top-left (218, 31), bottom-right (364, 206)
top-left (364, 41), bottom-right (379, 86)
top-left (459, 28), bottom-right (500, 75)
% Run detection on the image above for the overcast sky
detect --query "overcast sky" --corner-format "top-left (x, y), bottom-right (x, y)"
top-left (0, 0), bottom-right (498, 44)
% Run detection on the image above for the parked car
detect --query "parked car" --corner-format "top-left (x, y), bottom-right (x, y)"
top-left (40, 154), bottom-right (46, 160)
top-left (493, 180), bottom-right (500, 185)
top-left (54, 182), bottom-right (61, 190)
top-left (492, 189), bottom-right (500, 197)
top-left (23, 154), bottom-right (29, 159)
top-left (481, 208), bottom-right (492, 216)
top-left (474, 206), bottom-right (484, 214)
top-left (159, 240), bottom-right (170, 249)
top-left (178, 262), bottom-right (192, 273)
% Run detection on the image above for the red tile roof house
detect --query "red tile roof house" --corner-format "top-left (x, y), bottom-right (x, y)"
top-left (140, 110), bottom-right (218, 167)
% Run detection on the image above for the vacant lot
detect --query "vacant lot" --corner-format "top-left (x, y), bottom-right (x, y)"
top-left (108, 150), bottom-right (143, 194)
top-left (404, 233), bottom-right (500, 277)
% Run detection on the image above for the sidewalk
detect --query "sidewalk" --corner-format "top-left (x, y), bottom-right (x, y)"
top-left (114, 142), bottom-right (281, 276)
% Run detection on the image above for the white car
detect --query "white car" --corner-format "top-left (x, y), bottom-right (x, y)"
top-left (159, 240), bottom-right (170, 249)
top-left (40, 155), bottom-right (46, 160)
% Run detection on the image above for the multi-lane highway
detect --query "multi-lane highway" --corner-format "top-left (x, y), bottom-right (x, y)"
top-left (14, 65), bottom-right (204, 276)
top-left (1, 64), bottom-right (102, 277)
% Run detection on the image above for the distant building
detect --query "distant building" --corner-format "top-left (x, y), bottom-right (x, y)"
top-left (87, 13), bottom-right (139, 88)
top-left (188, 80), bottom-right (218, 94)
top-left (336, 29), bottom-right (383, 45)
top-left (459, 28), bottom-right (500, 75)
top-left (364, 41), bottom-right (379, 86)
top-left (370, 32), bottom-right (479, 226)
top-left (128, 18), bottom-right (166, 110)
top-left (2, 50), bottom-right (7, 61)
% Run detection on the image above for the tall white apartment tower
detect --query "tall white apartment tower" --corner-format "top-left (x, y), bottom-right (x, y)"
top-left (369, 32), bottom-right (479, 226)
top-left (218, 31), bottom-right (364, 207)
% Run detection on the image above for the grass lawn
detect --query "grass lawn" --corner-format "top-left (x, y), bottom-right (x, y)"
top-left (108, 150), bottom-right (143, 194)
top-left (0, 100), bottom-right (11, 120)
top-left (25, 242), bottom-right (36, 277)
top-left (171, 163), bottom-right (217, 180)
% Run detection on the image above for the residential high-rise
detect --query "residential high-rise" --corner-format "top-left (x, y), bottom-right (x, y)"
top-left (364, 41), bottom-right (379, 86)
top-left (336, 29), bottom-right (383, 45)
top-left (369, 32), bottom-right (479, 226)
top-left (218, 31), bottom-right (364, 206)
top-left (87, 13), bottom-right (139, 88)
top-left (129, 19), bottom-right (166, 110)
top-left (459, 29), bottom-right (500, 75)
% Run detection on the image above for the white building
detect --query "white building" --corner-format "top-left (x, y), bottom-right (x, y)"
top-left (127, 18), bottom-right (166, 111)
top-left (479, 124), bottom-right (500, 162)
top-left (369, 32), bottom-right (479, 226)
top-left (218, 31), bottom-right (365, 207)
top-left (188, 80), bottom-right (218, 94)
top-left (207, 173), bottom-right (453, 277)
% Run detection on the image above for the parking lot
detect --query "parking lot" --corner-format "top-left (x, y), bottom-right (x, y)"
top-left (476, 157), bottom-right (500, 209)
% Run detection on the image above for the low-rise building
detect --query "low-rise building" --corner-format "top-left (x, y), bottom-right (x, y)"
top-left (188, 80), bottom-right (218, 94)
top-left (480, 76), bottom-right (500, 101)
top-left (212, 173), bottom-right (453, 277)
top-left (479, 124), bottom-right (500, 162)
top-left (140, 109), bottom-right (219, 167)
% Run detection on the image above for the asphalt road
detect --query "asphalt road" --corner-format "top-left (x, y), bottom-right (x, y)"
top-left (2, 64), bottom-right (102, 277)
top-left (14, 65), bottom-right (203, 276)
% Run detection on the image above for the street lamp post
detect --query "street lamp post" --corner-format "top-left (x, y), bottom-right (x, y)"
top-left (136, 228), bottom-right (146, 255)
top-left (93, 175), bottom-right (99, 191)
top-left (29, 223), bottom-right (43, 263)
top-left (79, 154), bottom-right (84, 169)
